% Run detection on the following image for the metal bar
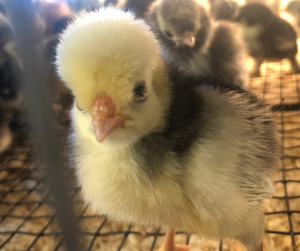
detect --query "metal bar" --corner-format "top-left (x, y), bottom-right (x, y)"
top-left (278, 62), bottom-right (296, 250)
top-left (5, 1), bottom-right (82, 251)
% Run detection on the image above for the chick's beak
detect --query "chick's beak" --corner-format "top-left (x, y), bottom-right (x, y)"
top-left (182, 32), bottom-right (196, 47)
top-left (92, 95), bottom-right (130, 143)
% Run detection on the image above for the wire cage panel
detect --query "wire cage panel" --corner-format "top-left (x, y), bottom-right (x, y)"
top-left (1, 59), bottom-right (300, 251)
top-left (1, 0), bottom-right (300, 249)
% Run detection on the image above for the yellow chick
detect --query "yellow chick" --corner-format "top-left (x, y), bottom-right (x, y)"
top-left (56, 8), bottom-right (279, 251)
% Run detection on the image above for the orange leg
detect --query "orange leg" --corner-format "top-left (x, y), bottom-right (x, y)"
top-left (155, 229), bottom-right (190, 251)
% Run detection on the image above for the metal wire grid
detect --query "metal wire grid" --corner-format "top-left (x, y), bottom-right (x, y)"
top-left (0, 60), bottom-right (299, 251)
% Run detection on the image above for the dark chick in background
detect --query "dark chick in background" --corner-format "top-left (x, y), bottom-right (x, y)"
top-left (209, 0), bottom-right (244, 21)
top-left (56, 8), bottom-right (279, 251)
top-left (0, 16), bottom-right (22, 153)
top-left (235, 3), bottom-right (300, 76)
top-left (147, 0), bottom-right (248, 88)
top-left (36, 13), bottom-right (73, 129)
top-left (0, 99), bottom-right (12, 154)
top-left (279, 0), bottom-right (300, 38)
top-left (0, 8), bottom-right (22, 111)
top-left (37, 0), bottom-right (72, 36)
top-left (103, 0), bottom-right (156, 18)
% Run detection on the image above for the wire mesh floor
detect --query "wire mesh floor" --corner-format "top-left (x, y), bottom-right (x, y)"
top-left (1, 59), bottom-right (300, 251)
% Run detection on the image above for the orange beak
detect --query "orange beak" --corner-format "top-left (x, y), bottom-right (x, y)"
top-left (182, 32), bottom-right (196, 47)
top-left (92, 95), bottom-right (130, 143)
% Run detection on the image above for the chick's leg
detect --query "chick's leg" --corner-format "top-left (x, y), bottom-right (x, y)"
top-left (289, 56), bottom-right (300, 74)
top-left (250, 58), bottom-right (263, 77)
top-left (155, 229), bottom-right (190, 251)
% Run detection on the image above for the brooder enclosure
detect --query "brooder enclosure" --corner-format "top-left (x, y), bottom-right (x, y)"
top-left (0, 58), bottom-right (300, 251)
top-left (1, 0), bottom-right (300, 250)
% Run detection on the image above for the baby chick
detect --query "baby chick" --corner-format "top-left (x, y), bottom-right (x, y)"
top-left (56, 8), bottom-right (280, 251)
top-left (0, 43), bottom-right (23, 110)
top-left (235, 3), bottom-right (300, 76)
top-left (209, 0), bottom-right (244, 21)
top-left (102, 0), bottom-right (156, 18)
top-left (279, 0), bottom-right (300, 38)
top-left (124, 0), bottom-right (156, 18)
top-left (147, 0), bottom-right (248, 88)
top-left (36, 0), bottom-right (72, 36)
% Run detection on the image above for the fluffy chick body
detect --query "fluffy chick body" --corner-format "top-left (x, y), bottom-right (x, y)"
top-left (56, 9), bottom-right (279, 251)
top-left (147, 0), bottom-right (248, 88)
top-left (235, 3), bottom-right (300, 76)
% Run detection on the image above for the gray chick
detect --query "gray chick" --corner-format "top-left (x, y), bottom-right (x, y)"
top-left (209, 0), bottom-right (244, 21)
top-left (279, 0), bottom-right (300, 38)
top-left (56, 9), bottom-right (280, 251)
top-left (147, 0), bottom-right (248, 88)
top-left (235, 3), bottom-right (300, 76)
top-left (103, 0), bottom-right (156, 18)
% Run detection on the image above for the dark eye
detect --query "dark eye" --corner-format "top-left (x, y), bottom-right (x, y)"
top-left (165, 31), bottom-right (173, 38)
top-left (133, 81), bottom-right (146, 97)
top-left (75, 101), bottom-right (85, 112)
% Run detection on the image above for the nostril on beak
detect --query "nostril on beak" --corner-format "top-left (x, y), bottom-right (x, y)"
top-left (92, 95), bottom-right (116, 120)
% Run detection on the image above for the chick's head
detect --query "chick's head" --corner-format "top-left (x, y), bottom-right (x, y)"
top-left (234, 3), bottom-right (274, 27)
top-left (155, 0), bottom-right (204, 47)
top-left (56, 9), bottom-right (164, 145)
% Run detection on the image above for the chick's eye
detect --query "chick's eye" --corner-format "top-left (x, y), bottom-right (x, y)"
top-left (133, 81), bottom-right (146, 97)
top-left (165, 31), bottom-right (173, 38)
top-left (75, 101), bottom-right (85, 112)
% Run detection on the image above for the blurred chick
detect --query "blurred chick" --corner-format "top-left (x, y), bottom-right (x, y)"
top-left (235, 3), bottom-right (300, 76)
top-left (102, 0), bottom-right (156, 18)
top-left (37, 35), bottom-right (73, 128)
top-left (0, 42), bottom-right (21, 153)
top-left (0, 43), bottom-right (23, 110)
top-left (36, 0), bottom-right (72, 36)
top-left (279, 0), bottom-right (300, 37)
top-left (147, 0), bottom-right (248, 88)
top-left (123, 0), bottom-right (156, 18)
top-left (209, 0), bottom-right (244, 20)
top-left (56, 8), bottom-right (280, 251)
top-left (0, 99), bottom-right (12, 154)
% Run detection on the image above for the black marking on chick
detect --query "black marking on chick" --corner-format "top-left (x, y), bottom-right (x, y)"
top-left (133, 71), bottom-right (206, 176)
top-left (133, 64), bottom-right (226, 175)
top-left (134, 61), bottom-right (278, 181)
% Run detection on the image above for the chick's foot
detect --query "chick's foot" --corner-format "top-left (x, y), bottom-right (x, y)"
top-left (156, 229), bottom-right (190, 251)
